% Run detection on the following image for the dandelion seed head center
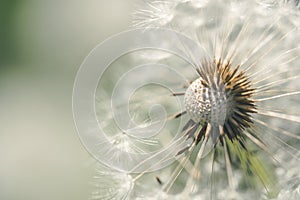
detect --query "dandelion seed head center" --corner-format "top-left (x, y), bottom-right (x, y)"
top-left (184, 60), bottom-right (256, 138)
top-left (184, 78), bottom-right (230, 125)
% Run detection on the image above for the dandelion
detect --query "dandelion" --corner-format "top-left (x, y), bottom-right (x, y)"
top-left (91, 0), bottom-right (300, 199)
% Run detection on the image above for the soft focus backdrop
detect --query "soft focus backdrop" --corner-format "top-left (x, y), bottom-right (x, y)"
top-left (0, 1), bottom-right (133, 200)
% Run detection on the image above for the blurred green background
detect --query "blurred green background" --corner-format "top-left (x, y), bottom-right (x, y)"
top-left (0, 1), bottom-right (133, 199)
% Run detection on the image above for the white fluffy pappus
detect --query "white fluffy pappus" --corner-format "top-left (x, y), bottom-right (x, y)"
top-left (92, 0), bottom-right (300, 199)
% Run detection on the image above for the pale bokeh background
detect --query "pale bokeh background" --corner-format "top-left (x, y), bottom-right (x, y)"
top-left (0, 1), bottom-right (133, 200)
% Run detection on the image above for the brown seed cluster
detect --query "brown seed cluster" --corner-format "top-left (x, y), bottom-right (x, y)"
top-left (180, 58), bottom-right (257, 153)
top-left (215, 59), bottom-right (257, 141)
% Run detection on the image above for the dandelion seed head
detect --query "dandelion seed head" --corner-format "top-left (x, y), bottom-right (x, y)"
top-left (185, 59), bottom-right (256, 141)
top-left (127, 0), bottom-right (300, 197)
top-left (81, 0), bottom-right (300, 199)
top-left (184, 76), bottom-right (227, 125)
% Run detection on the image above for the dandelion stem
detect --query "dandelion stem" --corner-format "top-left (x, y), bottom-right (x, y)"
top-left (222, 136), bottom-right (235, 190)
top-left (183, 131), bottom-right (210, 194)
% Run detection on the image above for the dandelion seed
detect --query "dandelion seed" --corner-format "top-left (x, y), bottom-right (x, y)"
top-left (91, 165), bottom-right (134, 200)
top-left (132, 0), bottom-right (177, 28)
